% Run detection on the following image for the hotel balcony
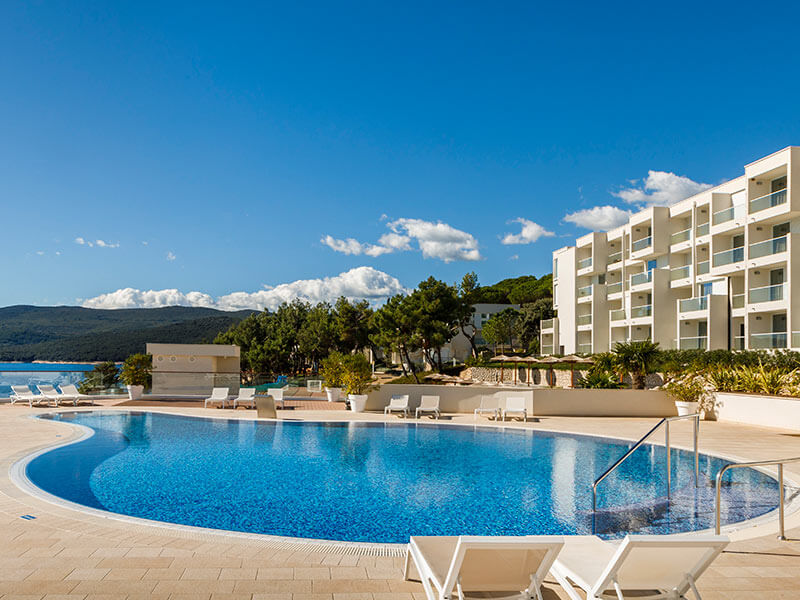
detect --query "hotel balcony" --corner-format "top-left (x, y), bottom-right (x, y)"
top-left (631, 235), bottom-right (652, 253)
top-left (711, 204), bottom-right (746, 233)
top-left (732, 293), bottom-right (745, 310)
top-left (670, 264), bottom-right (692, 288)
top-left (750, 188), bottom-right (788, 215)
top-left (696, 221), bottom-right (710, 238)
top-left (711, 246), bottom-right (745, 275)
top-left (750, 331), bottom-right (788, 349)
top-left (629, 270), bottom-right (652, 288)
top-left (576, 314), bottom-right (592, 331)
top-left (748, 283), bottom-right (786, 305)
top-left (607, 251), bottom-right (623, 271)
top-left (577, 342), bottom-right (593, 354)
top-left (540, 318), bottom-right (556, 332)
top-left (577, 284), bottom-right (593, 303)
top-left (733, 335), bottom-right (745, 350)
top-left (630, 304), bottom-right (652, 319)
top-left (606, 281), bottom-right (624, 297)
top-left (748, 234), bottom-right (788, 268)
top-left (670, 227), bottom-right (691, 250)
top-left (577, 256), bottom-right (593, 271)
top-left (679, 296), bottom-right (708, 314)
top-left (609, 308), bottom-right (626, 322)
top-left (697, 260), bottom-right (710, 276)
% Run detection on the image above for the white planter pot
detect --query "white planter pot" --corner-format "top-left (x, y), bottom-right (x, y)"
top-left (127, 385), bottom-right (144, 400)
top-left (674, 400), bottom-right (699, 416)
top-left (325, 387), bottom-right (341, 402)
top-left (349, 394), bottom-right (368, 412)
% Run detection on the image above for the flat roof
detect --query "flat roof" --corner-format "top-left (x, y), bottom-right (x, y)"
top-left (146, 343), bottom-right (240, 357)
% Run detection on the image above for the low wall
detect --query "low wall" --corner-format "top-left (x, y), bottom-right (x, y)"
top-left (461, 367), bottom-right (664, 389)
top-left (368, 385), bottom-right (676, 417)
top-left (715, 392), bottom-right (800, 430)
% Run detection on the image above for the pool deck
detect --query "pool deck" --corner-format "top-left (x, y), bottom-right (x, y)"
top-left (1, 401), bottom-right (800, 599)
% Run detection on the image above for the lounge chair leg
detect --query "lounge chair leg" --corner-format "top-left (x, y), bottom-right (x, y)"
top-left (613, 579), bottom-right (624, 600)
top-left (686, 573), bottom-right (701, 599)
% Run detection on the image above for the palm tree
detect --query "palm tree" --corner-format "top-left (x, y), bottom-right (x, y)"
top-left (612, 340), bottom-right (662, 389)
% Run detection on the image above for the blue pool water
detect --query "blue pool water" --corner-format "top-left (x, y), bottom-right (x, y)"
top-left (26, 411), bottom-right (783, 543)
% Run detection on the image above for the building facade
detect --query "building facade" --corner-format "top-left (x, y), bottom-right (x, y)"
top-left (147, 343), bottom-right (240, 395)
top-left (542, 146), bottom-right (800, 355)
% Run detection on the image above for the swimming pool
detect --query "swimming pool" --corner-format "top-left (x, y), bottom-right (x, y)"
top-left (24, 411), bottom-right (782, 543)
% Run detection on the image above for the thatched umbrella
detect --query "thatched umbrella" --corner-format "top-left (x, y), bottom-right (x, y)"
top-left (560, 354), bottom-right (590, 387)
top-left (504, 356), bottom-right (529, 385)
top-left (536, 355), bottom-right (561, 386)
top-left (518, 356), bottom-right (540, 385)
top-left (492, 354), bottom-right (510, 383)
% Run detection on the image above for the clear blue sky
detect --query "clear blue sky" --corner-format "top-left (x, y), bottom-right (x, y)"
top-left (3, 1), bottom-right (800, 310)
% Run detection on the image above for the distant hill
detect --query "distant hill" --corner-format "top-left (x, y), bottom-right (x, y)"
top-left (0, 305), bottom-right (256, 362)
top-left (468, 274), bottom-right (553, 305)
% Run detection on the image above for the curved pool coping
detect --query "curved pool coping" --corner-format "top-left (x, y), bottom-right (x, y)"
top-left (10, 408), bottom-right (800, 556)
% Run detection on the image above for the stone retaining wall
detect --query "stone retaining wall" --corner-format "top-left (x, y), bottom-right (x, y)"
top-left (461, 367), bottom-right (663, 389)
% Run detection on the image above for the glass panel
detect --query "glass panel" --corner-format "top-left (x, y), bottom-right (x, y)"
top-left (696, 222), bottom-right (709, 236)
top-left (632, 236), bottom-right (652, 252)
top-left (697, 260), bottom-right (710, 275)
top-left (750, 189), bottom-right (788, 213)
top-left (577, 257), bottom-right (593, 269)
top-left (610, 309), bottom-right (626, 321)
top-left (750, 332), bottom-right (787, 349)
top-left (679, 297), bottom-right (708, 312)
top-left (712, 247), bottom-right (744, 267)
top-left (793, 332), bottom-right (800, 349)
top-left (630, 271), bottom-right (652, 286)
top-left (712, 206), bottom-right (735, 225)
top-left (630, 304), bottom-right (652, 318)
top-left (541, 319), bottom-right (554, 330)
top-left (679, 336), bottom-right (707, 350)
top-left (749, 283), bottom-right (785, 303)
top-left (577, 285), bottom-right (592, 297)
top-left (749, 235), bottom-right (788, 259)
top-left (731, 294), bottom-right (745, 308)
top-left (670, 265), bottom-right (690, 280)
top-left (608, 251), bottom-right (622, 265)
top-left (607, 281), bottom-right (623, 294)
top-left (576, 315), bottom-right (592, 326)
top-left (670, 229), bottom-right (690, 244)
top-left (732, 336), bottom-right (745, 350)
top-left (577, 343), bottom-right (593, 354)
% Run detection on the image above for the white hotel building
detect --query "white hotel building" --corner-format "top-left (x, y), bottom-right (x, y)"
top-left (541, 146), bottom-right (800, 355)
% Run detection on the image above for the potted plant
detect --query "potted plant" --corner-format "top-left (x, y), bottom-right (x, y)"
top-left (119, 353), bottom-right (153, 400)
top-left (342, 353), bottom-right (377, 412)
top-left (320, 351), bottom-right (346, 402)
top-left (665, 374), bottom-right (705, 416)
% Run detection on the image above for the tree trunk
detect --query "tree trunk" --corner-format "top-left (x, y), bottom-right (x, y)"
top-left (436, 348), bottom-right (444, 372)
top-left (402, 347), bottom-right (419, 383)
top-left (460, 324), bottom-right (479, 359)
top-left (633, 372), bottom-right (645, 389)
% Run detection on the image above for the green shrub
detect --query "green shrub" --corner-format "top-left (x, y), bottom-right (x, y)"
top-left (342, 353), bottom-right (378, 395)
top-left (320, 351), bottom-right (346, 388)
top-left (119, 353), bottom-right (152, 387)
top-left (577, 371), bottom-right (623, 389)
top-left (79, 361), bottom-right (120, 393)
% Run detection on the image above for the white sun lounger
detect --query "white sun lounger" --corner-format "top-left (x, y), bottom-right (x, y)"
top-left (416, 395), bottom-right (440, 419)
top-left (385, 394), bottom-right (410, 417)
top-left (232, 387), bottom-right (257, 409)
top-left (474, 395), bottom-right (500, 420)
top-left (268, 387), bottom-right (285, 408)
top-left (10, 385), bottom-right (46, 407)
top-left (550, 534), bottom-right (728, 600)
top-left (204, 387), bottom-right (230, 408)
top-left (59, 384), bottom-right (94, 406)
top-left (37, 384), bottom-right (65, 406)
top-left (503, 397), bottom-right (527, 421)
top-left (405, 535), bottom-right (564, 600)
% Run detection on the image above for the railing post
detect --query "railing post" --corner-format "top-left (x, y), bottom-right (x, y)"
top-left (665, 421), bottom-right (671, 498)
top-left (778, 464), bottom-right (786, 541)
top-left (694, 414), bottom-right (699, 487)
top-left (592, 487), bottom-right (597, 535)
top-left (715, 467), bottom-right (724, 535)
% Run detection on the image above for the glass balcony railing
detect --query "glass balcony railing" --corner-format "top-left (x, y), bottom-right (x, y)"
top-left (679, 336), bottom-right (707, 350)
top-left (577, 285), bottom-right (592, 298)
top-left (731, 293), bottom-right (745, 309)
top-left (733, 335), bottom-right (745, 350)
top-left (712, 206), bottom-right (735, 225)
top-left (670, 228), bottom-right (690, 244)
top-left (793, 332), bottom-right (800, 349)
top-left (632, 236), bottom-right (652, 252)
top-left (749, 283), bottom-right (785, 304)
top-left (749, 235), bottom-right (788, 259)
top-left (610, 309), bottom-right (626, 321)
top-left (750, 188), bottom-right (787, 213)
top-left (576, 315), bottom-right (592, 326)
top-left (697, 260), bottom-right (710, 275)
top-left (540, 345), bottom-right (554, 355)
top-left (750, 332), bottom-right (787, 349)
top-left (607, 251), bottom-right (622, 265)
top-left (679, 296), bottom-right (708, 312)
top-left (607, 281), bottom-right (623, 294)
top-left (696, 222), bottom-right (710, 237)
top-left (577, 343), bottom-right (593, 354)
top-left (540, 318), bottom-right (554, 330)
top-left (577, 257), bottom-right (593, 270)
top-left (630, 304), bottom-right (652, 318)
top-left (712, 247), bottom-right (744, 267)
top-left (670, 265), bottom-right (690, 280)
top-left (630, 270), bottom-right (653, 286)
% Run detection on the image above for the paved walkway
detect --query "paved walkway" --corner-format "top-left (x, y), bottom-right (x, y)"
top-left (1, 402), bottom-right (800, 599)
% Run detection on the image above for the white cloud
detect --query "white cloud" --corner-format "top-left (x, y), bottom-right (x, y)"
top-left (322, 218), bottom-right (481, 262)
top-left (80, 266), bottom-right (408, 312)
top-left (166, 251), bottom-right (177, 261)
top-left (36, 250), bottom-right (45, 256)
top-left (614, 170), bottom-right (712, 207)
top-left (75, 237), bottom-right (119, 248)
top-left (564, 205), bottom-right (634, 231)
top-left (501, 218), bottom-right (555, 245)
top-left (509, 254), bottom-right (519, 261)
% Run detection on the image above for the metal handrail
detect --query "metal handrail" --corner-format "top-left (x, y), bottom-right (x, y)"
top-left (715, 456), bottom-right (800, 540)
top-left (592, 413), bottom-right (700, 532)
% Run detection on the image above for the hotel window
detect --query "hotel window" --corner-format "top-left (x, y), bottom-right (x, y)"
top-left (553, 258), bottom-right (558, 279)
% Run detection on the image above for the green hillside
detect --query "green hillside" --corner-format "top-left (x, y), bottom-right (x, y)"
top-left (0, 306), bottom-right (255, 361)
